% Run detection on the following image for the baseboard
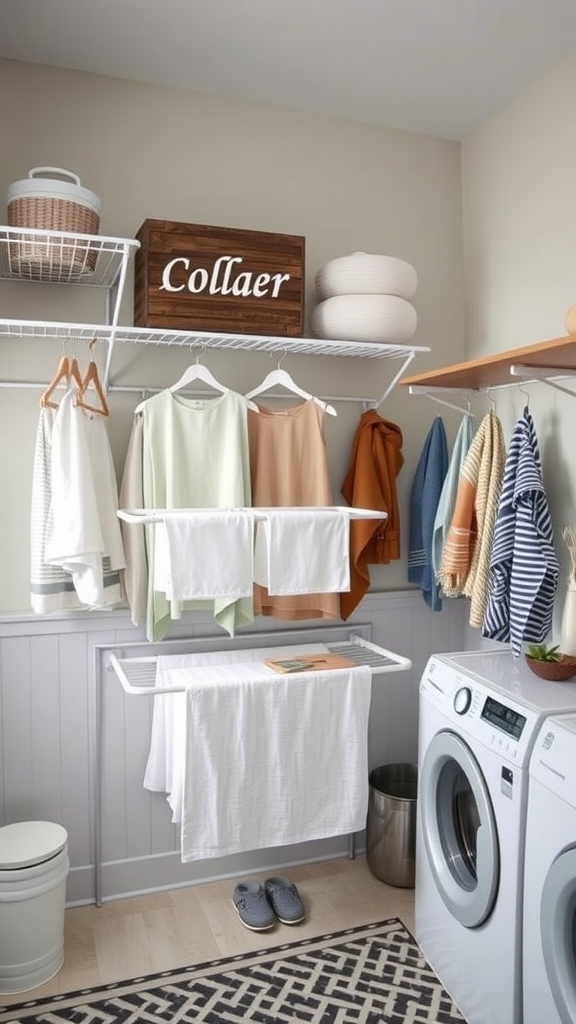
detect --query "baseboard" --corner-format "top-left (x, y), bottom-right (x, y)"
top-left (67, 833), bottom-right (367, 905)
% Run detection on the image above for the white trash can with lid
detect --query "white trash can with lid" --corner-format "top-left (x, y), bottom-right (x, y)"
top-left (0, 821), bottom-right (69, 993)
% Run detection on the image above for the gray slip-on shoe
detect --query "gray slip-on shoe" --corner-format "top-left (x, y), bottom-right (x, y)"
top-left (232, 881), bottom-right (276, 931)
top-left (264, 876), bottom-right (306, 924)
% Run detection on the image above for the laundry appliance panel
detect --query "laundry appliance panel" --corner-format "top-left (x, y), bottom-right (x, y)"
top-left (523, 710), bottom-right (576, 1024)
top-left (415, 649), bottom-right (576, 1024)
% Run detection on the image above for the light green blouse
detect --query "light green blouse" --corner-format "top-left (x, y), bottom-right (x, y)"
top-left (142, 389), bottom-right (253, 640)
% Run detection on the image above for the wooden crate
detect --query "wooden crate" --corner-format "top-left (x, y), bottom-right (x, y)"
top-left (134, 220), bottom-right (305, 336)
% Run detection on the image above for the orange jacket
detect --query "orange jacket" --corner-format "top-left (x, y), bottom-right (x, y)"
top-left (340, 411), bottom-right (404, 620)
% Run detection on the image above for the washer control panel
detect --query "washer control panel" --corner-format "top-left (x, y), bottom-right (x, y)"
top-left (480, 694), bottom-right (527, 739)
top-left (421, 655), bottom-right (541, 766)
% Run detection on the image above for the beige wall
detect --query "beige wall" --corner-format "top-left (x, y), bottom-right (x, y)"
top-left (0, 59), bottom-right (464, 614)
top-left (461, 49), bottom-right (576, 628)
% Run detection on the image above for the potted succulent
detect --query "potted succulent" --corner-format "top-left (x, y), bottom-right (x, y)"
top-left (525, 643), bottom-right (576, 681)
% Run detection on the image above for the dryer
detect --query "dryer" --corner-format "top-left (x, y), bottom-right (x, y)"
top-left (523, 710), bottom-right (576, 1024)
top-left (416, 650), bottom-right (576, 1024)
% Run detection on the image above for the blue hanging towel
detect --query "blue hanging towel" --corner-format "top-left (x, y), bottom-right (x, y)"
top-left (408, 416), bottom-right (449, 610)
top-left (482, 406), bottom-right (559, 655)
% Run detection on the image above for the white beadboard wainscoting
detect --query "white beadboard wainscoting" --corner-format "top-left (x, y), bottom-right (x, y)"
top-left (0, 592), bottom-right (467, 905)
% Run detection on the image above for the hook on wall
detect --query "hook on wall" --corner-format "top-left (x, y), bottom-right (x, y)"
top-left (517, 380), bottom-right (530, 407)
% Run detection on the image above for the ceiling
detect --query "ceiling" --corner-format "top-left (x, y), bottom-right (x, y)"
top-left (2, 0), bottom-right (576, 140)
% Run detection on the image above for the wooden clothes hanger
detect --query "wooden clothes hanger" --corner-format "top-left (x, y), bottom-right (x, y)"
top-left (75, 341), bottom-right (110, 417)
top-left (40, 354), bottom-right (84, 409)
top-left (245, 364), bottom-right (337, 416)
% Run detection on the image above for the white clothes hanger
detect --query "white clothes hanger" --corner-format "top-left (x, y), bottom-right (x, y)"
top-left (169, 359), bottom-right (228, 394)
top-left (245, 355), bottom-right (337, 416)
top-left (134, 350), bottom-right (257, 413)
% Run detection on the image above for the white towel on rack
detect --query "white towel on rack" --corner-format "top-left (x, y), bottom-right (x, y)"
top-left (145, 650), bottom-right (371, 861)
top-left (155, 510), bottom-right (255, 601)
top-left (253, 509), bottom-right (350, 594)
top-left (143, 643), bottom-right (331, 820)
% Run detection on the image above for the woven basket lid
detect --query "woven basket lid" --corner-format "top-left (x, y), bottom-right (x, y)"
top-left (316, 252), bottom-right (417, 301)
top-left (7, 167), bottom-right (101, 216)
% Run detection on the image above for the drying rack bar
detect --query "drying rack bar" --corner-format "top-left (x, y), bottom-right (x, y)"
top-left (107, 632), bottom-right (411, 695)
top-left (117, 505), bottom-right (387, 524)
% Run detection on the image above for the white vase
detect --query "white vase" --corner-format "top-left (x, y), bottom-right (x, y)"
top-left (561, 583), bottom-right (576, 656)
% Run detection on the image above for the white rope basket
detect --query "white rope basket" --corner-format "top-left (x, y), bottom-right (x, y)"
top-left (312, 294), bottom-right (417, 345)
top-left (315, 252), bottom-right (417, 301)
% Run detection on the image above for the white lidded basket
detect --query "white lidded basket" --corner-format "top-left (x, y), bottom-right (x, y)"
top-left (7, 167), bottom-right (102, 277)
top-left (0, 821), bottom-right (69, 994)
top-left (312, 294), bottom-right (417, 345)
top-left (315, 252), bottom-right (417, 301)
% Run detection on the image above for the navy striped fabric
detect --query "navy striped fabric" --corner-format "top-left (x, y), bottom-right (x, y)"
top-left (482, 406), bottom-right (559, 655)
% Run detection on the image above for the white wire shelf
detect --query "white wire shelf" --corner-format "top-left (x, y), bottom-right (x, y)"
top-left (0, 226), bottom-right (140, 287)
top-left (0, 316), bottom-right (428, 360)
top-left (0, 224), bottom-right (430, 403)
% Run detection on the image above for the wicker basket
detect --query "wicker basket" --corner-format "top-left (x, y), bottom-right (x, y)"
top-left (7, 167), bottom-right (101, 277)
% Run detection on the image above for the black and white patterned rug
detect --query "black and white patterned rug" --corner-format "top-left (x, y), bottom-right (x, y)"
top-left (0, 918), bottom-right (466, 1024)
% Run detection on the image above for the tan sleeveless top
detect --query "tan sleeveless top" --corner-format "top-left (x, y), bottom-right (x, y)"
top-left (248, 400), bottom-right (340, 620)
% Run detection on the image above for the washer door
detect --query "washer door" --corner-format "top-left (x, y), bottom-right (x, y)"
top-left (420, 729), bottom-right (500, 928)
top-left (540, 847), bottom-right (576, 1024)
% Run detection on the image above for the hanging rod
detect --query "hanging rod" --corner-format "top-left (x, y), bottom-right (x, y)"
top-left (117, 505), bottom-right (387, 524)
top-left (0, 380), bottom-right (380, 406)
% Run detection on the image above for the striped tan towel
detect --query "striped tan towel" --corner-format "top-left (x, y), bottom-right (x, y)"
top-left (439, 411), bottom-right (506, 626)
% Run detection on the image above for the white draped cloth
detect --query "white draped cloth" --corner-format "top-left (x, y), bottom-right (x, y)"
top-left (143, 645), bottom-right (372, 862)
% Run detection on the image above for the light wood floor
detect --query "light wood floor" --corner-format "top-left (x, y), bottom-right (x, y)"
top-left (0, 854), bottom-right (415, 1008)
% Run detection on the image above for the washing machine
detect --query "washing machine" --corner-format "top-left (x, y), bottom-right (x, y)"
top-left (416, 649), bottom-right (576, 1024)
top-left (523, 710), bottom-right (576, 1024)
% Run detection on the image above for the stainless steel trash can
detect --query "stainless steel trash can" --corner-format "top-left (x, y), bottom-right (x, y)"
top-left (366, 763), bottom-right (418, 888)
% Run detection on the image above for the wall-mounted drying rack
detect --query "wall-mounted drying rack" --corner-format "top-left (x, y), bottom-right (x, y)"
top-left (107, 631), bottom-right (411, 696)
top-left (93, 623), bottom-right (412, 905)
top-left (117, 505), bottom-right (387, 525)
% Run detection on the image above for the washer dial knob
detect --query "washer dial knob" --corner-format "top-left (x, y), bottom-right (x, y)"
top-left (454, 687), bottom-right (472, 715)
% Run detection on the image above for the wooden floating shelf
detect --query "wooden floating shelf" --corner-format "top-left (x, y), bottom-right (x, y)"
top-left (400, 334), bottom-right (576, 391)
